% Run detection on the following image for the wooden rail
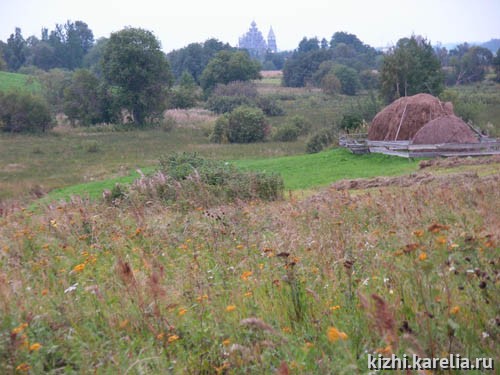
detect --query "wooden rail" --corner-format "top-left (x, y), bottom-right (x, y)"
top-left (339, 134), bottom-right (500, 158)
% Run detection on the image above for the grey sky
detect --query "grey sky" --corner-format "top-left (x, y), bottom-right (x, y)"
top-left (1, 0), bottom-right (499, 52)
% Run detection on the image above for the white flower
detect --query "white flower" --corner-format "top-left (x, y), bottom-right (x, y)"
top-left (64, 283), bottom-right (78, 294)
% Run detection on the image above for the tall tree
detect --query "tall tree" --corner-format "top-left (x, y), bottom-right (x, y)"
top-left (380, 36), bottom-right (444, 103)
top-left (4, 28), bottom-right (27, 71)
top-left (200, 50), bottom-right (261, 94)
top-left (101, 27), bottom-right (173, 125)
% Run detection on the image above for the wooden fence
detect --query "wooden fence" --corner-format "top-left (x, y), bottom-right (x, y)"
top-left (339, 134), bottom-right (500, 158)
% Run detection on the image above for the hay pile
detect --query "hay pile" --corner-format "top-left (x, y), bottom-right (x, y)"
top-left (368, 93), bottom-right (454, 141)
top-left (412, 115), bottom-right (479, 144)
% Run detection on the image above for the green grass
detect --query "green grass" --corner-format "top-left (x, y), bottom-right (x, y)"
top-left (0, 71), bottom-right (41, 93)
top-left (234, 148), bottom-right (419, 190)
top-left (37, 147), bottom-right (419, 204)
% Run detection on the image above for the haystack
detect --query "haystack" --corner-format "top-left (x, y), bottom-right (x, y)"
top-left (368, 93), bottom-right (454, 141)
top-left (412, 115), bottom-right (478, 144)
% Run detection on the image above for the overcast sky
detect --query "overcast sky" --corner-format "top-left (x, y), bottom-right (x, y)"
top-left (1, 0), bottom-right (499, 52)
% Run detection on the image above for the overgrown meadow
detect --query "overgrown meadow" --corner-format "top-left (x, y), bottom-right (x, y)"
top-left (1, 168), bottom-right (498, 373)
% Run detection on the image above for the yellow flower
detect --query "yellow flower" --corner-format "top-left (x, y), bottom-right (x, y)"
top-left (376, 345), bottom-right (393, 355)
top-left (73, 263), bottom-right (85, 272)
top-left (178, 308), bottom-right (187, 316)
top-left (225, 305), bottom-right (236, 312)
top-left (11, 323), bottom-right (28, 335)
top-left (330, 305), bottom-right (341, 311)
top-left (156, 333), bottom-right (164, 340)
top-left (222, 339), bottom-right (231, 346)
top-left (29, 343), bottom-right (42, 352)
top-left (243, 291), bottom-right (253, 298)
top-left (236, 244), bottom-right (244, 250)
top-left (436, 236), bottom-right (447, 245)
top-left (418, 252), bottom-right (428, 261)
top-left (16, 363), bottom-right (30, 372)
top-left (413, 230), bottom-right (424, 237)
top-left (450, 306), bottom-right (460, 315)
top-left (119, 319), bottom-right (129, 329)
top-left (282, 327), bottom-right (292, 333)
top-left (241, 271), bottom-right (253, 281)
top-left (167, 334), bottom-right (179, 343)
top-left (327, 327), bottom-right (348, 342)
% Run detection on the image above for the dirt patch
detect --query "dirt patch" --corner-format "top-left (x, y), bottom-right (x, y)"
top-left (368, 93), bottom-right (454, 141)
top-left (328, 170), bottom-right (498, 191)
top-left (419, 155), bottom-right (500, 169)
top-left (412, 115), bottom-right (478, 144)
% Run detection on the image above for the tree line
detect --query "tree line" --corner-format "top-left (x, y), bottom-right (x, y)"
top-left (1, 21), bottom-right (499, 135)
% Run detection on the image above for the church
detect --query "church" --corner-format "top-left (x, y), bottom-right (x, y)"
top-left (238, 21), bottom-right (277, 58)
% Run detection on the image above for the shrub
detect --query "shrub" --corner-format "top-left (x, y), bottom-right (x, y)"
top-left (206, 81), bottom-right (258, 114)
top-left (340, 112), bottom-right (363, 133)
top-left (209, 115), bottom-right (229, 143)
top-left (226, 106), bottom-right (268, 143)
top-left (320, 73), bottom-right (341, 95)
top-left (0, 91), bottom-right (52, 132)
top-left (255, 96), bottom-right (284, 116)
top-left (306, 128), bottom-right (336, 153)
top-left (206, 95), bottom-right (253, 114)
top-left (124, 153), bottom-right (284, 208)
top-left (288, 115), bottom-right (311, 135)
top-left (273, 123), bottom-right (300, 142)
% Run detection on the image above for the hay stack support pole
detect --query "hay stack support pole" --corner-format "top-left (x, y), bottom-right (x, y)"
top-left (394, 102), bottom-right (408, 141)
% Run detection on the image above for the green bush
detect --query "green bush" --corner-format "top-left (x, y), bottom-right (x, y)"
top-left (226, 106), bottom-right (269, 143)
top-left (288, 115), bottom-right (311, 135)
top-left (306, 128), bottom-right (336, 153)
top-left (340, 112), bottom-right (363, 133)
top-left (273, 123), bottom-right (300, 142)
top-left (255, 96), bottom-right (284, 116)
top-left (126, 153), bottom-right (284, 208)
top-left (206, 95), bottom-right (253, 114)
top-left (209, 115), bottom-right (229, 143)
top-left (0, 91), bottom-right (52, 132)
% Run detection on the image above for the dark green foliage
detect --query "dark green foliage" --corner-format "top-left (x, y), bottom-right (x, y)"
top-left (0, 90), bottom-right (51, 132)
top-left (167, 72), bottom-right (199, 109)
top-left (273, 123), bottom-right (300, 142)
top-left (167, 39), bottom-right (235, 83)
top-left (306, 128), bottom-right (336, 153)
top-left (449, 45), bottom-right (493, 84)
top-left (288, 115), bottom-right (311, 135)
top-left (494, 49), bottom-right (500, 83)
top-left (282, 49), bottom-right (331, 87)
top-left (63, 69), bottom-right (111, 125)
top-left (380, 36), bottom-right (444, 103)
top-left (200, 50), bottom-right (261, 94)
top-left (101, 27), bottom-right (173, 125)
top-left (4, 28), bottom-right (27, 71)
top-left (207, 81), bottom-right (283, 116)
top-left (226, 106), bottom-right (268, 143)
top-left (124, 152), bottom-right (285, 207)
top-left (333, 65), bottom-right (360, 95)
top-left (209, 116), bottom-right (229, 143)
top-left (340, 112), bottom-right (363, 133)
top-left (210, 106), bottom-right (268, 143)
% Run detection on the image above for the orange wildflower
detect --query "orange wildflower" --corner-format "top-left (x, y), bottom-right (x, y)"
top-left (225, 305), bottom-right (236, 312)
top-left (29, 343), bottom-right (42, 352)
top-left (327, 327), bottom-right (348, 342)
top-left (418, 252), bottom-right (428, 261)
top-left (240, 271), bottom-right (253, 281)
top-left (73, 263), bottom-right (85, 272)
top-left (450, 306), bottom-right (460, 315)
top-left (167, 334), bottom-right (179, 343)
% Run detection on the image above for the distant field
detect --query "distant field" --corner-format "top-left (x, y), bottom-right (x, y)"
top-left (0, 71), bottom-right (41, 93)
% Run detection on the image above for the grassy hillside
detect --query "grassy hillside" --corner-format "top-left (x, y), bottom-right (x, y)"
top-left (0, 161), bottom-right (498, 374)
top-left (0, 71), bottom-right (41, 93)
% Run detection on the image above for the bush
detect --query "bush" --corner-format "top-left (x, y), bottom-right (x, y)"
top-left (306, 128), bottom-right (336, 153)
top-left (273, 123), bottom-right (300, 142)
top-left (206, 95), bottom-right (253, 114)
top-left (320, 73), bottom-right (341, 95)
top-left (226, 106), bottom-right (268, 143)
top-left (340, 112), bottom-right (363, 133)
top-left (210, 115), bottom-right (229, 143)
top-left (0, 91), bottom-right (52, 132)
top-left (123, 153), bottom-right (284, 208)
top-left (255, 96), bottom-right (284, 116)
top-left (288, 115), bottom-right (311, 135)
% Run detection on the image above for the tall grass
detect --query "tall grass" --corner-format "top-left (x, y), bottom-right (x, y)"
top-left (0, 169), bottom-right (498, 373)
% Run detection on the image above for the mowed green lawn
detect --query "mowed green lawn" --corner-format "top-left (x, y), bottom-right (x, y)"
top-left (234, 148), bottom-right (419, 190)
top-left (38, 147), bottom-right (420, 204)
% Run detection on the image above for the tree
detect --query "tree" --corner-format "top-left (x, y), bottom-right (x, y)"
top-left (333, 65), bottom-right (360, 95)
top-left (380, 36), bottom-right (444, 102)
top-left (4, 28), bottom-right (27, 71)
top-left (494, 48), bottom-right (500, 82)
top-left (101, 27), bottom-right (173, 125)
top-left (0, 91), bottom-right (51, 132)
top-left (63, 69), bottom-right (107, 125)
top-left (450, 46), bottom-right (493, 84)
top-left (200, 50), bottom-right (261, 94)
